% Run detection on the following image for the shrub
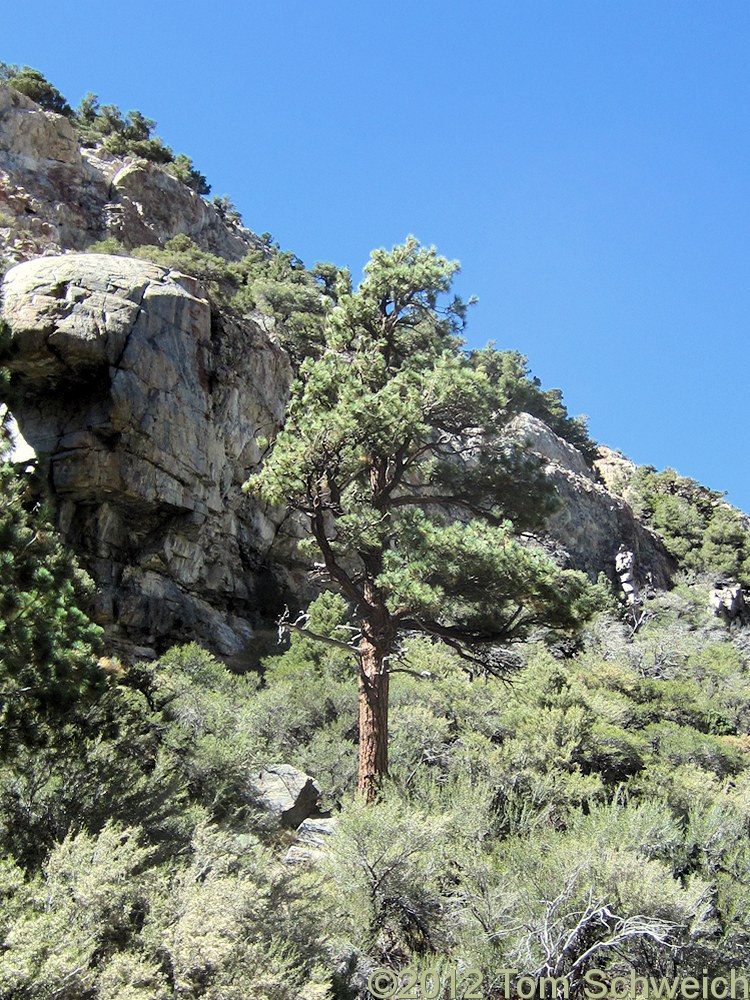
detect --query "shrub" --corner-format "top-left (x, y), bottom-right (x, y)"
top-left (0, 679), bottom-right (197, 870)
top-left (320, 795), bottom-right (453, 961)
top-left (150, 822), bottom-right (328, 998)
top-left (700, 506), bottom-right (750, 583)
top-left (628, 466), bottom-right (750, 583)
top-left (74, 94), bottom-right (173, 163)
top-left (0, 454), bottom-right (105, 756)
top-left (150, 644), bottom-right (262, 819)
top-left (0, 64), bottom-right (72, 116)
top-left (646, 721), bottom-right (743, 777)
top-left (489, 805), bottom-right (711, 983)
top-left (469, 347), bottom-right (599, 463)
top-left (86, 237), bottom-right (128, 255)
top-left (166, 153), bottom-right (211, 195)
top-left (0, 824), bottom-right (155, 998)
top-left (212, 194), bottom-right (242, 223)
top-left (131, 235), bottom-right (234, 303)
top-left (229, 248), bottom-right (339, 360)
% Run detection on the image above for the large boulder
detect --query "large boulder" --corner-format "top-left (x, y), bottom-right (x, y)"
top-left (0, 82), bottom-right (263, 263)
top-left (710, 582), bottom-right (746, 624)
top-left (595, 445), bottom-right (639, 496)
top-left (0, 85), bottom-right (80, 167)
top-left (284, 817), bottom-right (338, 864)
top-left (106, 160), bottom-right (252, 260)
top-left (251, 765), bottom-right (321, 829)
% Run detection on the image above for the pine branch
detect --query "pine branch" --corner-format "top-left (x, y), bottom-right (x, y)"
top-left (278, 607), bottom-right (360, 659)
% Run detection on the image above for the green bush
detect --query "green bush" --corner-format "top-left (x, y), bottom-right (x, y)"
top-left (0, 455), bottom-right (105, 756)
top-left (700, 506), bottom-right (750, 582)
top-left (320, 795), bottom-right (453, 960)
top-left (229, 249), bottom-right (342, 360)
top-left (0, 64), bottom-right (72, 116)
top-left (628, 466), bottom-right (750, 584)
top-left (75, 93), bottom-right (172, 164)
top-left (469, 347), bottom-right (599, 463)
top-left (86, 237), bottom-right (128, 255)
top-left (0, 823), bottom-right (155, 998)
top-left (166, 153), bottom-right (211, 195)
top-left (151, 823), bottom-right (327, 998)
top-left (0, 679), bottom-right (198, 870)
top-left (131, 235), bottom-right (234, 303)
top-left (488, 804), bottom-right (711, 982)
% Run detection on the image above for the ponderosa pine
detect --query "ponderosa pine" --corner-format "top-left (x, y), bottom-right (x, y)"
top-left (246, 238), bottom-right (593, 800)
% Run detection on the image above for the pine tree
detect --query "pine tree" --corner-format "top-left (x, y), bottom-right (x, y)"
top-left (247, 239), bottom-right (594, 800)
top-left (0, 357), bottom-right (105, 754)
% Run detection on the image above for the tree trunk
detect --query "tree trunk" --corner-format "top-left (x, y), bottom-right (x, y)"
top-left (357, 637), bottom-right (389, 802)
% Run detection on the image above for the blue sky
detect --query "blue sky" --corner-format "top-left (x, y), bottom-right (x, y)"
top-left (5, 1), bottom-right (750, 507)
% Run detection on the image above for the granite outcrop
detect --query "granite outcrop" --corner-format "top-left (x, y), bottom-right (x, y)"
top-left (1, 253), bottom-right (294, 658)
top-left (504, 413), bottom-right (674, 590)
top-left (0, 84), bottom-right (261, 263)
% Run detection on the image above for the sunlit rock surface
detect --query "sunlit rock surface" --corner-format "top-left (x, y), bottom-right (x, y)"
top-left (1, 253), bottom-right (294, 657)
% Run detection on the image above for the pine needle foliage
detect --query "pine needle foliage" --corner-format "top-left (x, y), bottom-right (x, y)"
top-left (247, 237), bottom-right (596, 796)
top-left (0, 365), bottom-right (105, 755)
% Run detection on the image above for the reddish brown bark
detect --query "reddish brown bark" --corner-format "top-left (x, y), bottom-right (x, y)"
top-left (357, 637), bottom-right (389, 802)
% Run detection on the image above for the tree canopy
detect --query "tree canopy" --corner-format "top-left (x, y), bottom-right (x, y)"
top-left (247, 237), bottom-right (595, 797)
top-left (0, 63), bottom-right (72, 117)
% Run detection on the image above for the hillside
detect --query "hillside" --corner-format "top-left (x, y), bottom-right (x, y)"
top-left (0, 77), bottom-right (678, 659)
top-left (1, 69), bottom-right (750, 999)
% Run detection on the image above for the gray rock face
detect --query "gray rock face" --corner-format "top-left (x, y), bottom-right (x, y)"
top-left (251, 765), bottom-right (321, 829)
top-left (284, 817), bottom-right (338, 864)
top-left (595, 445), bottom-right (638, 497)
top-left (505, 414), bottom-right (674, 589)
top-left (506, 412), bottom-right (594, 480)
top-left (710, 582), bottom-right (746, 624)
top-left (0, 84), bottom-right (262, 263)
top-left (1, 253), bottom-right (293, 657)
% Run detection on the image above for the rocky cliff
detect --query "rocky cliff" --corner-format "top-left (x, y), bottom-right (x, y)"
top-left (505, 414), bottom-right (674, 589)
top-left (2, 253), bottom-right (295, 658)
top-left (0, 85), bottom-right (260, 263)
top-left (0, 84), bottom-right (674, 657)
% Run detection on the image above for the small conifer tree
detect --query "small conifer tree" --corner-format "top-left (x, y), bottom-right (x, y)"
top-left (0, 343), bottom-right (105, 753)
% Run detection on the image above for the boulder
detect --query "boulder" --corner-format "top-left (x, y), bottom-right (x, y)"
top-left (595, 445), bottom-right (638, 497)
top-left (0, 82), bottom-right (264, 263)
top-left (506, 411), bottom-right (594, 480)
top-left (504, 413), bottom-right (674, 588)
top-left (615, 546), bottom-right (639, 605)
top-left (284, 817), bottom-right (338, 864)
top-left (0, 85), bottom-right (80, 168)
top-left (710, 582), bottom-right (746, 624)
top-left (108, 160), bottom-right (252, 260)
top-left (251, 765), bottom-right (321, 828)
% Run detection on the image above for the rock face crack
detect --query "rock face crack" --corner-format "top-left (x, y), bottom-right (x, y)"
top-left (111, 280), bottom-right (148, 371)
top-left (45, 339), bottom-right (78, 377)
